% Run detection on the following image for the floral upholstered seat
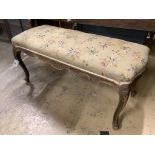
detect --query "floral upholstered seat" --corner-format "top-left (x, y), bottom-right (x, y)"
top-left (11, 25), bottom-right (149, 83)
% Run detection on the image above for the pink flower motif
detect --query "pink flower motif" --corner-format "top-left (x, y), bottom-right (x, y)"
top-left (75, 51), bottom-right (80, 58)
top-left (47, 39), bottom-right (56, 44)
top-left (100, 59), bottom-right (109, 67)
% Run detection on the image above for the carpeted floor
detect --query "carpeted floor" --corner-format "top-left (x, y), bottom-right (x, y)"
top-left (0, 41), bottom-right (155, 134)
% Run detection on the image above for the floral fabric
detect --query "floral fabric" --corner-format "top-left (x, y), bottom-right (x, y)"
top-left (12, 25), bottom-right (150, 83)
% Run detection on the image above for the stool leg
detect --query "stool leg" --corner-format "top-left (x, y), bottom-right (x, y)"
top-left (14, 51), bottom-right (30, 83)
top-left (112, 84), bottom-right (130, 129)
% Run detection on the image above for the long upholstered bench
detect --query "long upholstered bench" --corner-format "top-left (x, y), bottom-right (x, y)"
top-left (11, 25), bottom-right (150, 129)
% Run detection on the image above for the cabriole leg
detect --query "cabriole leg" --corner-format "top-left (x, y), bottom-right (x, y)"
top-left (13, 49), bottom-right (30, 83)
top-left (113, 84), bottom-right (131, 129)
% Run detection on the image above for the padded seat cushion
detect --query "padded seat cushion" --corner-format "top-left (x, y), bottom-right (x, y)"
top-left (11, 25), bottom-right (149, 83)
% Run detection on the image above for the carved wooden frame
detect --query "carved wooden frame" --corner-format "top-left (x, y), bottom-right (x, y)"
top-left (12, 45), bottom-right (145, 129)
